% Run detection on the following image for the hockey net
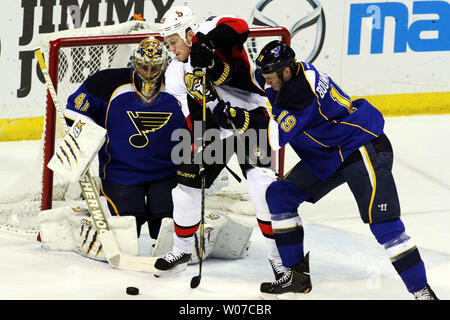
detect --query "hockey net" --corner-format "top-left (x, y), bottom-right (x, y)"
top-left (0, 21), bottom-right (289, 236)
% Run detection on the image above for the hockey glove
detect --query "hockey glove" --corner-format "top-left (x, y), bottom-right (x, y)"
top-left (190, 32), bottom-right (215, 69)
top-left (207, 23), bottom-right (250, 55)
top-left (213, 100), bottom-right (250, 134)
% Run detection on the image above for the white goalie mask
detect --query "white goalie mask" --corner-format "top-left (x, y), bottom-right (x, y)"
top-left (132, 37), bottom-right (168, 99)
top-left (158, 6), bottom-right (198, 46)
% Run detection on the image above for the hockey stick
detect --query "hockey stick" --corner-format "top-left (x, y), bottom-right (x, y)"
top-left (190, 68), bottom-right (207, 289)
top-left (35, 48), bottom-right (158, 272)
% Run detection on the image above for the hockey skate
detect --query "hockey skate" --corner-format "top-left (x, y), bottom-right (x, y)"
top-left (413, 284), bottom-right (439, 300)
top-left (154, 247), bottom-right (191, 277)
top-left (268, 256), bottom-right (288, 281)
top-left (260, 253), bottom-right (312, 299)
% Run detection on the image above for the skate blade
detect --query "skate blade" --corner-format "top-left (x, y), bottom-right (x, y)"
top-left (154, 263), bottom-right (188, 278)
top-left (259, 290), bottom-right (311, 300)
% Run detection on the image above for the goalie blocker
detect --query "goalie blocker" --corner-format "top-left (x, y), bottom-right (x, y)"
top-left (47, 115), bottom-right (106, 182)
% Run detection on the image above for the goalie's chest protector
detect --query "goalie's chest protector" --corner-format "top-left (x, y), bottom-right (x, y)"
top-left (101, 84), bottom-right (185, 185)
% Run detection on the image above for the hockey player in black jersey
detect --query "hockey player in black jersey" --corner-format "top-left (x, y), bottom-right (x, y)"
top-left (203, 39), bottom-right (439, 300)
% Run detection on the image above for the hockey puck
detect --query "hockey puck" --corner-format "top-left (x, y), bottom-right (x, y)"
top-left (126, 287), bottom-right (139, 295)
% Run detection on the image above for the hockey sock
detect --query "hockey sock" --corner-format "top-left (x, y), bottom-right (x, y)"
top-left (370, 218), bottom-right (427, 293)
top-left (171, 184), bottom-right (202, 253)
top-left (173, 223), bottom-right (199, 254)
top-left (266, 180), bottom-right (310, 267)
top-left (246, 168), bottom-right (284, 261)
top-left (271, 212), bottom-right (304, 267)
top-left (257, 218), bottom-right (274, 239)
top-left (247, 168), bottom-right (276, 241)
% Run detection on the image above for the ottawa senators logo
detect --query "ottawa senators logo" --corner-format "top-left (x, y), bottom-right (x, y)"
top-left (127, 111), bottom-right (172, 148)
top-left (184, 73), bottom-right (214, 103)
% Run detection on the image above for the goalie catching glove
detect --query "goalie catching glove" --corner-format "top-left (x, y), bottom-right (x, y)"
top-left (47, 115), bottom-right (106, 182)
top-left (212, 100), bottom-right (250, 134)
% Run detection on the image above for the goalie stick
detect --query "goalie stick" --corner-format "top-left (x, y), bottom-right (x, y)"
top-left (35, 48), bottom-right (158, 273)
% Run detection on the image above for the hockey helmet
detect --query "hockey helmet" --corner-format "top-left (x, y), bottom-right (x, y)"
top-left (158, 6), bottom-right (198, 45)
top-left (132, 37), bottom-right (168, 98)
top-left (255, 40), bottom-right (296, 76)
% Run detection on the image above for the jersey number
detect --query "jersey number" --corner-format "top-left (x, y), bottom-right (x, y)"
top-left (280, 115), bottom-right (296, 132)
top-left (330, 85), bottom-right (353, 114)
top-left (74, 93), bottom-right (90, 111)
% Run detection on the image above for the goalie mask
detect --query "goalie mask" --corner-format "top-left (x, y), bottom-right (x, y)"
top-left (132, 38), bottom-right (168, 99)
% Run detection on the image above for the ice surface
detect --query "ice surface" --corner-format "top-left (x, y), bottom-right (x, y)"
top-left (0, 115), bottom-right (448, 302)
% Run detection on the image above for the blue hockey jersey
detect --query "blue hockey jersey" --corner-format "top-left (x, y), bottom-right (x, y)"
top-left (256, 62), bottom-right (385, 181)
top-left (64, 68), bottom-right (187, 185)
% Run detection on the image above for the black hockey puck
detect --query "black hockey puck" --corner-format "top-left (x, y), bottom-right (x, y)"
top-left (126, 287), bottom-right (139, 295)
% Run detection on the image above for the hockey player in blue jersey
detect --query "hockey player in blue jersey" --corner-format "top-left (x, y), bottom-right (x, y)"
top-left (213, 40), bottom-right (438, 300)
top-left (63, 38), bottom-right (188, 240)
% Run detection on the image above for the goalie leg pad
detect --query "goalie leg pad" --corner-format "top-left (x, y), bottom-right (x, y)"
top-left (38, 205), bottom-right (139, 262)
top-left (152, 213), bottom-right (252, 262)
top-left (38, 204), bottom-right (82, 251)
top-left (209, 215), bottom-right (253, 260)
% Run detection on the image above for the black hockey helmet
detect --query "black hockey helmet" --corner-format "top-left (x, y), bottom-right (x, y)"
top-left (255, 40), bottom-right (296, 75)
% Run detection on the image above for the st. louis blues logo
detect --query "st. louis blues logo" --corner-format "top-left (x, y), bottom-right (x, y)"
top-left (127, 111), bottom-right (172, 148)
top-left (271, 46), bottom-right (281, 57)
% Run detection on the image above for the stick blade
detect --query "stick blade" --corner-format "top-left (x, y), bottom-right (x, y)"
top-left (190, 275), bottom-right (201, 289)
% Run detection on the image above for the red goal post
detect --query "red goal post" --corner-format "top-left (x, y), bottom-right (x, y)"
top-left (41, 26), bottom-right (290, 211)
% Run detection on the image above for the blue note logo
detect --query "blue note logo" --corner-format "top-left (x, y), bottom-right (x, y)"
top-left (127, 111), bottom-right (172, 148)
top-left (271, 46), bottom-right (281, 57)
